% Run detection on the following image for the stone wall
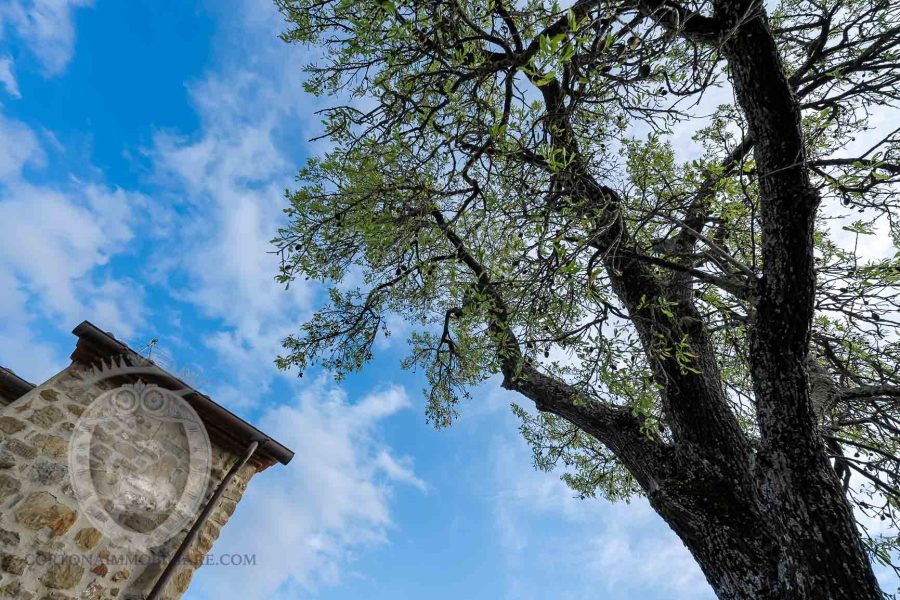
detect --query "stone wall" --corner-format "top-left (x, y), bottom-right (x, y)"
top-left (0, 362), bottom-right (259, 600)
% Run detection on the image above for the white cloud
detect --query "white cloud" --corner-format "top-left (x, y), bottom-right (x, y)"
top-left (0, 180), bottom-right (146, 330)
top-left (186, 380), bottom-right (424, 600)
top-left (0, 2), bottom-right (148, 382)
top-left (373, 449), bottom-right (427, 492)
top-left (0, 56), bottom-right (20, 97)
top-left (0, 0), bottom-right (92, 76)
top-left (149, 77), bottom-right (311, 407)
top-left (0, 268), bottom-right (58, 382)
top-left (0, 112), bottom-right (41, 178)
top-left (141, 0), bottom-right (408, 405)
top-left (144, 0), bottom-right (329, 409)
top-left (0, 112), bottom-right (147, 380)
top-left (489, 404), bottom-right (712, 600)
top-left (582, 505), bottom-right (712, 598)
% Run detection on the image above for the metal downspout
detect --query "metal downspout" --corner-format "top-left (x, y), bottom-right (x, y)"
top-left (146, 440), bottom-right (261, 600)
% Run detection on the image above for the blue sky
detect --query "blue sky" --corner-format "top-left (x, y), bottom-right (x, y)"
top-left (0, 2), bottom-right (841, 599)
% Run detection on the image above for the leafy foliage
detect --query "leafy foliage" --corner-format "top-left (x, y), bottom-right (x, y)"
top-left (273, 0), bottom-right (900, 576)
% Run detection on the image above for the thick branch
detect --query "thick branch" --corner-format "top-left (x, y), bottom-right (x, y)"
top-left (429, 208), bottom-right (670, 486)
top-left (636, 0), bottom-right (724, 43)
top-left (838, 386), bottom-right (900, 401)
top-left (715, 0), bottom-right (821, 454)
top-left (533, 67), bottom-right (751, 469)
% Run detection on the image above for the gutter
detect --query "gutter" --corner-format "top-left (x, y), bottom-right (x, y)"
top-left (0, 366), bottom-right (35, 406)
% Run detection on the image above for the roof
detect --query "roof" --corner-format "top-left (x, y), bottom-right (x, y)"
top-left (0, 366), bottom-right (35, 407)
top-left (8, 321), bottom-right (293, 470)
top-left (70, 321), bottom-right (294, 469)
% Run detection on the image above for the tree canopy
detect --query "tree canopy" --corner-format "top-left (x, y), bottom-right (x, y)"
top-left (273, 0), bottom-right (900, 596)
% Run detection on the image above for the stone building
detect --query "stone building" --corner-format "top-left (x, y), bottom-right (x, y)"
top-left (0, 321), bottom-right (293, 599)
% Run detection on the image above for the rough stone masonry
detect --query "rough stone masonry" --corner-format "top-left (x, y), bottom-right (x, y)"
top-left (0, 322), bottom-right (293, 600)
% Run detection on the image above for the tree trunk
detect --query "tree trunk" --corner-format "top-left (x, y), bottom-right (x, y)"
top-left (649, 480), bottom-right (880, 598)
top-left (646, 430), bottom-right (883, 600)
top-left (631, 2), bottom-right (889, 598)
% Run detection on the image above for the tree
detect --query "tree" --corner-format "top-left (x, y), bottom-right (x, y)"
top-left (272, 0), bottom-right (900, 597)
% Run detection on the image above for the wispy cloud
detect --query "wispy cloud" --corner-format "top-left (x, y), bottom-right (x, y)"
top-left (0, 0), bottom-right (92, 76)
top-left (187, 379), bottom-right (424, 599)
top-left (0, 56), bottom-right (19, 97)
top-left (0, 112), bottom-right (147, 380)
top-left (144, 0), bottom-right (332, 408)
top-left (488, 394), bottom-right (712, 600)
top-left (148, 68), bottom-right (313, 408)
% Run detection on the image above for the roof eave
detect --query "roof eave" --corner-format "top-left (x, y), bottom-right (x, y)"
top-left (70, 321), bottom-right (294, 468)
